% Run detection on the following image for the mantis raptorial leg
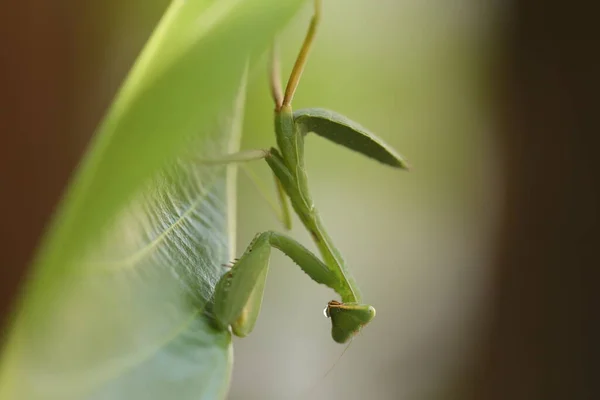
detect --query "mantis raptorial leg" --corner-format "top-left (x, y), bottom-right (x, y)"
top-left (211, 0), bottom-right (409, 343)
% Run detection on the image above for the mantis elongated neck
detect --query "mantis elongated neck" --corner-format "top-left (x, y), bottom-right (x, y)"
top-left (304, 209), bottom-right (362, 304)
top-left (273, 108), bottom-right (361, 304)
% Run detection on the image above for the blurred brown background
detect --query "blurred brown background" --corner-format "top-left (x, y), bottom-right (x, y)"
top-left (1, 0), bottom-right (598, 399)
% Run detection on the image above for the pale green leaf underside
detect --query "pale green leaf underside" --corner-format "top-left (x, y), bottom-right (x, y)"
top-left (0, 71), bottom-right (244, 400)
top-left (294, 108), bottom-right (410, 169)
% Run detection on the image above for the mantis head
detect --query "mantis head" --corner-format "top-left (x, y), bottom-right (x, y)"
top-left (325, 300), bottom-right (376, 344)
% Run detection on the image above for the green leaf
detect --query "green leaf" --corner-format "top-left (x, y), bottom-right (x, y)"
top-left (0, 0), bottom-right (305, 399)
top-left (293, 107), bottom-right (410, 169)
top-left (0, 59), bottom-right (243, 400)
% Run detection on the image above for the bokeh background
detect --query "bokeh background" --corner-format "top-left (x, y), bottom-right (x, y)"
top-left (3, 0), bottom-right (598, 400)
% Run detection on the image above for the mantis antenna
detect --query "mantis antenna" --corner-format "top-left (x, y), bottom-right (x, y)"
top-left (295, 339), bottom-right (355, 399)
top-left (282, 0), bottom-right (322, 108)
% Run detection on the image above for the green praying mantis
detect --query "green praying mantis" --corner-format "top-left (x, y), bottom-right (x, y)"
top-left (209, 0), bottom-right (409, 344)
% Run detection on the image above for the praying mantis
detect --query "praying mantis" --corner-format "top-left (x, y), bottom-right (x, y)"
top-left (210, 0), bottom-right (409, 344)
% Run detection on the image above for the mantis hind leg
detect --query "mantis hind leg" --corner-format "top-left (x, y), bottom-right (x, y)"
top-left (196, 148), bottom-right (269, 165)
top-left (198, 148), bottom-right (292, 230)
top-left (212, 231), bottom-right (339, 337)
top-left (240, 165), bottom-right (292, 230)
top-left (281, 0), bottom-right (322, 108)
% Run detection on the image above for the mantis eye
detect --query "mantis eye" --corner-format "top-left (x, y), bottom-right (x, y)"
top-left (326, 301), bottom-right (376, 344)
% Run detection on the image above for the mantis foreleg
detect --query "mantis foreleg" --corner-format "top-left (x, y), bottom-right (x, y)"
top-left (213, 230), bottom-right (375, 343)
top-left (213, 231), bottom-right (339, 337)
